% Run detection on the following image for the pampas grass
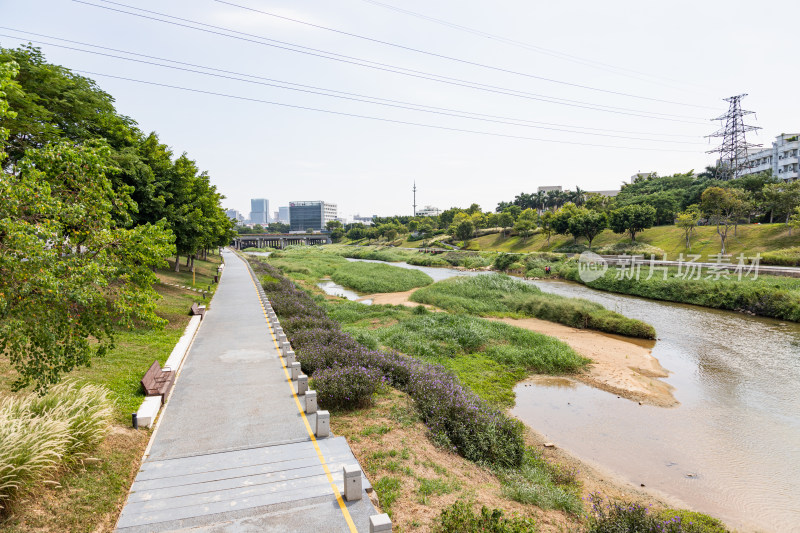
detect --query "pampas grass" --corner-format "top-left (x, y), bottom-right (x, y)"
top-left (0, 381), bottom-right (113, 511)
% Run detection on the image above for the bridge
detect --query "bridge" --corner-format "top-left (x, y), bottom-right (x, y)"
top-left (233, 233), bottom-right (331, 250)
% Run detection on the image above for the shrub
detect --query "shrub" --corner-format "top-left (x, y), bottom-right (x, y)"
top-left (313, 365), bottom-right (384, 409)
top-left (493, 253), bottom-right (522, 272)
top-left (434, 500), bottom-right (537, 533)
top-left (585, 494), bottom-right (729, 533)
top-left (761, 246), bottom-right (800, 266)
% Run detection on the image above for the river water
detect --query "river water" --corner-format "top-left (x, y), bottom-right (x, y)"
top-left (334, 259), bottom-right (800, 532)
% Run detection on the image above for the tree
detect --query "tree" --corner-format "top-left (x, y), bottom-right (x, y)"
top-left (385, 228), bottom-right (398, 241)
top-left (568, 209), bottom-right (607, 248)
top-left (455, 219), bottom-right (475, 242)
top-left (789, 207), bottom-right (800, 236)
top-left (551, 203), bottom-right (580, 236)
top-left (498, 212), bottom-right (514, 237)
top-left (326, 220), bottom-right (342, 232)
top-left (608, 204), bottom-right (656, 242)
top-left (539, 211), bottom-right (555, 243)
top-left (346, 226), bottom-right (365, 240)
top-left (514, 219), bottom-right (535, 240)
top-left (675, 209), bottom-right (699, 249)
top-left (701, 187), bottom-right (740, 254)
top-left (0, 141), bottom-right (175, 391)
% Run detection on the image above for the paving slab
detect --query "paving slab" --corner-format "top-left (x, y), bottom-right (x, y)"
top-left (116, 250), bottom-right (376, 532)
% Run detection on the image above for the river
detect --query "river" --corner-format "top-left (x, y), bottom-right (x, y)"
top-left (326, 259), bottom-right (800, 532)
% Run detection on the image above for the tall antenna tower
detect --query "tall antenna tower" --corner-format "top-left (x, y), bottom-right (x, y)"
top-left (706, 94), bottom-right (761, 180)
top-left (412, 181), bottom-right (417, 216)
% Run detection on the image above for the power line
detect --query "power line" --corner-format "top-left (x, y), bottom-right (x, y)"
top-left (357, 0), bottom-right (714, 95)
top-left (214, 0), bottom-right (715, 110)
top-left (71, 0), bottom-right (710, 124)
top-left (0, 29), bottom-right (705, 144)
top-left (76, 68), bottom-right (701, 152)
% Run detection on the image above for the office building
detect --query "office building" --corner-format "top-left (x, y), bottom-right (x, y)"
top-left (289, 201), bottom-right (338, 232)
top-left (741, 133), bottom-right (799, 182)
top-left (537, 185), bottom-right (562, 193)
top-left (278, 206), bottom-right (291, 224)
top-left (225, 208), bottom-right (245, 223)
top-left (249, 198), bottom-right (270, 225)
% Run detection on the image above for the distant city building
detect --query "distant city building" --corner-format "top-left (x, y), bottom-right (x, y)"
top-left (537, 185), bottom-right (562, 193)
top-left (741, 133), bottom-right (799, 182)
top-left (249, 198), bottom-right (270, 225)
top-left (278, 206), bottom-right (291, 224)
top-left (225, 208), bottom-right (245, 223)
top-left (416, 205), bottom-right (441, 217)
top-left (630, 172), bottom-right (657, 183)
top-left (352, 214), bottom-right (375, 225)
top-left (289, 201), bottom-right (337, 232)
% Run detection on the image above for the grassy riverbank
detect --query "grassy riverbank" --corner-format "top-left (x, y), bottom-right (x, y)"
top-left (409, 275), bottom-right (656, 339)
top-left (558, 263), bottom-right (800, 322)
top-left (0, 254), bottom-right (221, 532)
top-left (327, 300), bottom-right (588, 407)
top-left (262, 246), bottom-right (656, 337)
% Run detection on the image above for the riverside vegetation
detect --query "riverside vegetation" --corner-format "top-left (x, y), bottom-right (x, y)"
top-left (250, 255), bottom-right (728, 532)
top-left (328, 243), bottom-right (800, 323)
top-left (260, 246), bottom-right (655, 338)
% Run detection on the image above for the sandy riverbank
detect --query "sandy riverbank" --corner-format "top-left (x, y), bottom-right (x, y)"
top-left (358, 289), bottom-right (676, 407)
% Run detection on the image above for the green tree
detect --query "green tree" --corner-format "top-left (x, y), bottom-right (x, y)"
top-left (0, 141), bottom-right (175, 391)
top-left (551, 202), bottom-right (580, 236)
top-left (455, 219), bottom-right (475, 242)
top-left (498, 212), bottom-right (514, 237)
top-left (539, 211), bottom-right (555, 244)
top-left (326, 220), bottom-right (342, 232)
top-left (514, 218), bottom-right (535, 240)
top-left (568, 209), bottom-right (607, 248)
top-left (701, 187), bottom-right (740, 254)
top-left (385, 228), bottom-right (398, 241)
top-left (789, 207), bottom-right (800, 236)
top-left (608, 204), bottom-right (656, 242)
top-left (675, 208), bottom-right (699, 249)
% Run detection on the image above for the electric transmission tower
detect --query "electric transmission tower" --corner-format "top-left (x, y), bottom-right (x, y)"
top-left (706, 94), bottom-right (762, 180)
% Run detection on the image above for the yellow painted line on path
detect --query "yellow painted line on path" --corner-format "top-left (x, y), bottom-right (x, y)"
top-left (244, 260), bottom-right (358, 533)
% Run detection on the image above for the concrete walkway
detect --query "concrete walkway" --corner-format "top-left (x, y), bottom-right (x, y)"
top-left (116, 250), bottom-right (376, 532)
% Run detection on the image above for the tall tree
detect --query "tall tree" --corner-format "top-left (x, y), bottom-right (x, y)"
top-left (701, 187), bottom-right (741, 254)
top-left (676, 208), bottom-right (700, 250)
top-left (608, 204), bottom-right (656, 242)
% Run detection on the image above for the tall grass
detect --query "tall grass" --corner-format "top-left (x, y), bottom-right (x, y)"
top-left (331, 262), bottom-right (433, 293)
top-left (409, 274), bottom-right (656, 339)
top-left (0, 381), bottom-right (113, 511)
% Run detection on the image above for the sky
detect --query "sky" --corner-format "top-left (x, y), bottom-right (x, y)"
top-left (2, 0), bottom-right (799, 220)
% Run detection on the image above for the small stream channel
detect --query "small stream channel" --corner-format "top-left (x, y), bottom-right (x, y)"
top-left (318, 259), bottom-right (800, 532)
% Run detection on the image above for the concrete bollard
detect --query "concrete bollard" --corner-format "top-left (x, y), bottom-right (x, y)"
top-left (277, 333), bottom-right (287, 344)
top-left (305, 390), bottom-right (317, 413)
top-left (290, 361), bottom-right (301, 381)
top-left (285, 350), bottom-right (296, 366)
top-left (297, 374), bottom-right (308, 395)
top-left (343, 464), bottom-right (363, 501)
top-left (315, 410), bottom-right (329, 437)
top-left (281, 341), bottom-right (291, 356)
top-left (369, 514), bottom-right (392, 533)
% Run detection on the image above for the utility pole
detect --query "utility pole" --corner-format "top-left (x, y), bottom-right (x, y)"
top-left (412, 181), bottom-right (417, 216)
top-left (706, 94), bottom-right (762, 180)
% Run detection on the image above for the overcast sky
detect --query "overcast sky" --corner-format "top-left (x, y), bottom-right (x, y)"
top-left (2, 0), bottom-right (799, 219)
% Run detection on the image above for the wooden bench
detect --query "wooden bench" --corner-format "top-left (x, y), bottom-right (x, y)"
top-left (190, 302), bottom-right (206, 318)
top-left (141, 360), bottom-right (175, 403)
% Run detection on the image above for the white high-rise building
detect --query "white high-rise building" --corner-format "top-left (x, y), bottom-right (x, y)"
top-left (249, 198), bottom-right (269, 225)
top-left (742, 133), bottom-right (799, 182)
top-left (278, 206), bottom-right (290, 224)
